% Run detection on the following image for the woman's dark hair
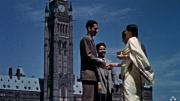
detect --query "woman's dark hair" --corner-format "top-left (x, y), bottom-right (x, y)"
top-left (126, 24), bottom-right (138, 37)
top-left (122, 30), bottom-right (126, 41)
top-left (86, 20), bottom-right (98, 30)
top-left (96, 42), bottom-right (106, 51)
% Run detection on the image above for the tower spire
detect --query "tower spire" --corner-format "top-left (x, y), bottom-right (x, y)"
top-left (45, 3), bottom-right (49, 12)
top-left (45, 3), bottom-right (49, 18)
top-left (69, 1), bottom-right (72, 11)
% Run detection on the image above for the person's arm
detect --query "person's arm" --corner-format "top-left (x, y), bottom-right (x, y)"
top-left (106, 63), bottom-right (122, 70)
top-left (117, 51), bottom-right (129, 60)
top-left (83, 37), bottom-right (105, 64)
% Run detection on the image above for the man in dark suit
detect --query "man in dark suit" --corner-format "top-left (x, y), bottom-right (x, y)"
top-left (80, 20), bottom-right (105, 101)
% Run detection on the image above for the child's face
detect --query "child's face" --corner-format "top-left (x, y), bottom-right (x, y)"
top-left (98, 45), bottom-right (106, 58)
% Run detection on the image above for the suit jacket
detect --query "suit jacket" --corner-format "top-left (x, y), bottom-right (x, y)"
top-left (97, 58), bottom-right (114, 94)
top-left (80, 34), bottom-right (104, 82)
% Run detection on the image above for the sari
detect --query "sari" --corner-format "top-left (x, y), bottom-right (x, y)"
top-left (121, 37), bottom-right (154, 101)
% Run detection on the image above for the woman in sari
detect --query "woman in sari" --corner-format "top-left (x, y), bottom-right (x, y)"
top-left (117, 24), bottom-right (154, 101)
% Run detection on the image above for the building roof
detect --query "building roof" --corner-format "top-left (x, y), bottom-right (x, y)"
top-left (73, 81), bottom-right (82, 95)
top-left (0, 75), bottom-right (40, 92)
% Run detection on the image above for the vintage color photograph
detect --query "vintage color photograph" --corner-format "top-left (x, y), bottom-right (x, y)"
top-left (0, 0), bottom-right (180, 101)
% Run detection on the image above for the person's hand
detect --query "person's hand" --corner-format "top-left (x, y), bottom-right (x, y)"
top-left (116, 51), bottom-right (121, 55)
top-left (105, 64), bottom-right (112, 69)
top-left (117, 51), bottom-right (128, 59)
top-left (98, 82), bottom-right (102, 93)
top-left (106, 63), bottom-right (116, 69)
top-left (117, 52), bottom-right (124, 59)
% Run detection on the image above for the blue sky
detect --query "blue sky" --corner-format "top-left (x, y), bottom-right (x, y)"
top-left (0, 0), bottom-right (180, 101)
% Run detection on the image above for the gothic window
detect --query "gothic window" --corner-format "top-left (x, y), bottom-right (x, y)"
top-left (60, 24), bottom-right (63, 33)
top-left (57, 23), bottom-right (60, 32)
top-left (64, 25), bottom-right (66, 33)
top-left (48, 88), bottom-right (50, 97)
top-left (58, 40), bottom-right (62, 48)
top-left (63, 63), bottom-right (67, 74)
top-left (63, 41), bottom-right (67, 49)
top-left (59, 65), bottom-right (63, 74)
top-left (60, 24), bottom-right (62, 32)
top-left (64, 50), bottom-right (67, 56)
top-left (58, 40), bottom-right (62, 55)
top-left (63, 41), bottom-right (67, 56)
top-left (61, 87), bottom-right (65, 97)
top-left (65, 88), bottom-right (68, 99)
top-left (59, 88), bottom-right (61, 101)
top-left (68, 25), bottom-right (70, 34)
top-left (62, 24), bottom-right (65, 33)
top-left (59, 72), bottom-right (63, 78)
top-left (65, 25), bottom-right (68, 33)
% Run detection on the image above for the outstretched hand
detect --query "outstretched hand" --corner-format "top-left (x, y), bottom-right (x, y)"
top-left (117, 51), bottom-right (128, 59)
top-left (106, 63), bottom-right (117, 70)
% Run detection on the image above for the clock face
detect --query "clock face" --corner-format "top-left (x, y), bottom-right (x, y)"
top-left (58, 5), bottom-right (65, 12)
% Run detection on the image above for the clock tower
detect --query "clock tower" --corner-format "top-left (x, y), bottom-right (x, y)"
top-left (44, 0), bottom-right (74, 101)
